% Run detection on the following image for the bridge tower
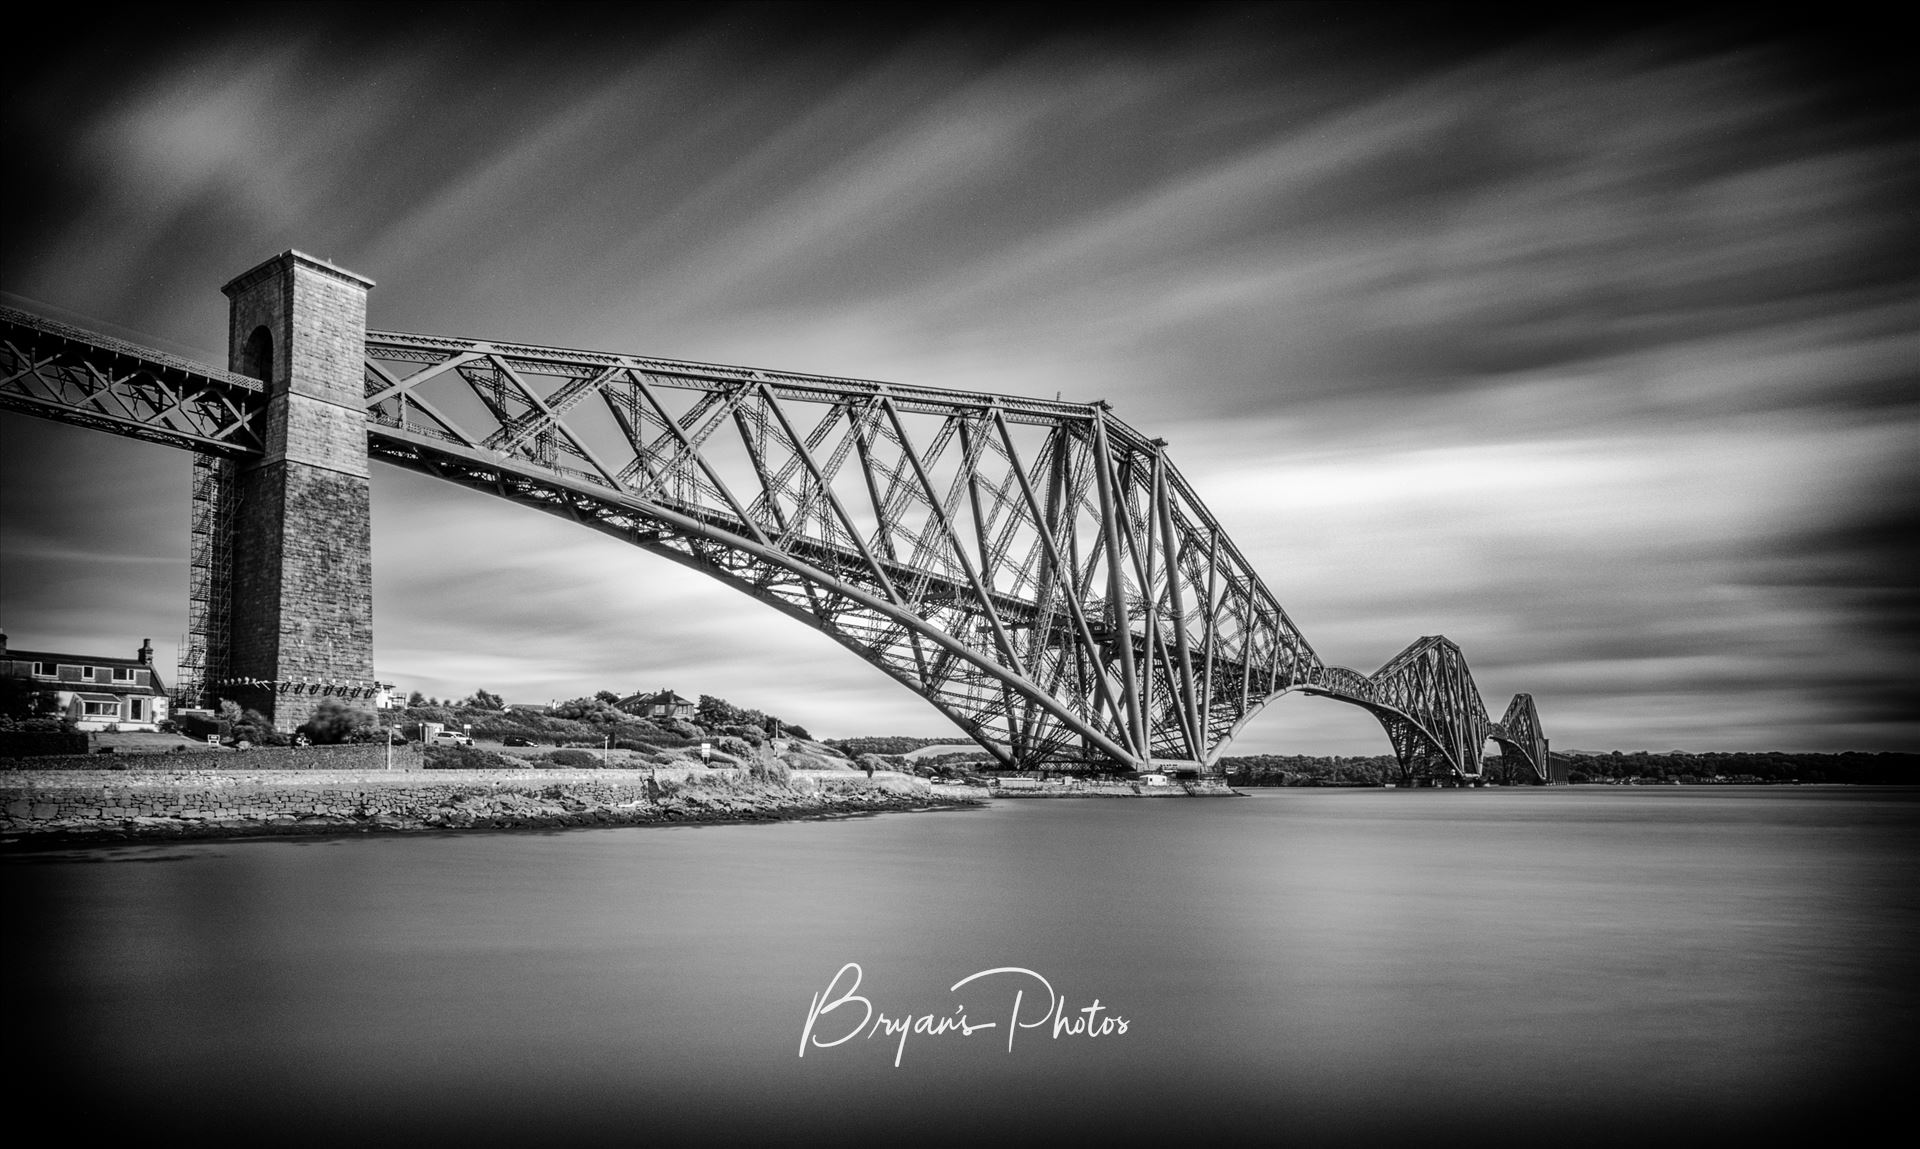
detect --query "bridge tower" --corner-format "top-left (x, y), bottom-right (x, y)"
top-left (216, 251), bottom-right (378, 731)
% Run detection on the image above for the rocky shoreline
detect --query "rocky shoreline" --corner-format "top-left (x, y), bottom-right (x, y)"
top-left (0, 767), bottom-right (977, 850)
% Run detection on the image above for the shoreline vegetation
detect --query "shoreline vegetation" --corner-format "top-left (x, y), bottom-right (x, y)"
top-left (8, 686), bottom-right (1911, 788)
top-left (4, 680), bottom-right (1911, 850)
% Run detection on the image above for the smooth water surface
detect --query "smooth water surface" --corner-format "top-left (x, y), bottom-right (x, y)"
top-left (7, 787), bottom-right (1914, 1145)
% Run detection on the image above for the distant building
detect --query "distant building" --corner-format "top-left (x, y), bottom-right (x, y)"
top-left (618, 689), bottom-right (696, 721)
top-left (0, 632), bottom-right (171, 732)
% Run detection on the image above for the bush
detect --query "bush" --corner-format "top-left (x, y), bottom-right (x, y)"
top-left (172, 710), bottom-right (223, 741)
top-left (551, 696), bottom-right (629, 725)
top-left (297, 697), bottom-right (375, 745)
top-left (747, 757), bottom-right (791, 784)
top-left (549, 748), bottom-right (601, 767)
top-left (230, 706), bottom-right (287, 747)
top-left (0, 729), bottom-right (90, 757)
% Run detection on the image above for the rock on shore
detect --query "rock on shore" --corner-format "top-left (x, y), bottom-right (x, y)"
top-left (0, 767), bottom-right (974, 847)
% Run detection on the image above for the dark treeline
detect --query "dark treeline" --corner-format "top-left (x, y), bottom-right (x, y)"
top-left (1224, 751), bottom-right (1919, 786)
top-left (1550, 750), bottom-right (1916, 785)
top-left (1224, 755), bottom-right (1401, 786)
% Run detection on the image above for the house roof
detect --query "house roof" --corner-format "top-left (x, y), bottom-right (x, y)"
top-left (4, 648), bottom-right (168, 694)
top-left (619, 689), bottom-right (695, 707)
top-left (59, 683), bottom-right (166, 699)
top-left (6, 647), bottom-right (149, 669)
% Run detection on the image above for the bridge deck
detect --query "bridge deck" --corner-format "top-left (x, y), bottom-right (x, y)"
top-left (1, 305), bottom-right (266, 455)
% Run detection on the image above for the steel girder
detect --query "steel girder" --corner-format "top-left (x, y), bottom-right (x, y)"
top-left (0, 306), bottom-right (266, 456)
top-left (362, 331), bottom-right (1322, 770)
top-left (1489, 692), bottom-right (1550, 784)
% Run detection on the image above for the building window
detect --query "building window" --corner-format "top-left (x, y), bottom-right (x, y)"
top-left (129, 698), bottom-right (146, 721)
top-left (83, 699), bottom-right (119, 717)
top-left (33, 662), bottom-right (54, 677)
top-left (113, 667), bottom-right (135, 683)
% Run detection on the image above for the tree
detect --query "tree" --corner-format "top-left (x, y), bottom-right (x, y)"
top-left (697, 694), bottom-right (746, 729)
top-left (553, 695), bottom-right (628, 725)
top-left (0, 674), bottom-right (69, 733)
top-left (594, 689), bottom-right (620, 705)
top-left (463, 688), bottom-right (505, 711)
top-left (0, 675), bottom-right (58, 722)
top-left (407, 690), bottom-right (427, 707)
top-left (298, 697), bottom-right (376, 744)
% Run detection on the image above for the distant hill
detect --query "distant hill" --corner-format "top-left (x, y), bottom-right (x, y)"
top-left (825, 736), bottom-right (961, 757)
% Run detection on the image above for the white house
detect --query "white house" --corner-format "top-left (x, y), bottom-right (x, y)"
top-left (0, 632), bottom-right (171, 732)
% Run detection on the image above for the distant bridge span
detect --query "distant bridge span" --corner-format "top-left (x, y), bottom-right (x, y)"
top-left (0, 253), bottom-right (1552, 782)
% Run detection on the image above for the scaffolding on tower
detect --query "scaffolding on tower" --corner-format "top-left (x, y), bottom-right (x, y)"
top-left (179, 453), bottom-right (236, 708)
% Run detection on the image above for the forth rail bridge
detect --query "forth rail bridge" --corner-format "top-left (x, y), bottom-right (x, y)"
top-left (1, 251), bottom-right (1554, 785)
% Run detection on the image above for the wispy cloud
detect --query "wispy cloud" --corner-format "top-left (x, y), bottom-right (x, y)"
top-left (2, 9), bottom-right (1912, 752)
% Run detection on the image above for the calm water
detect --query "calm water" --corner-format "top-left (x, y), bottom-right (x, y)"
top-left (7, 787), bottom-right (1915, 1145)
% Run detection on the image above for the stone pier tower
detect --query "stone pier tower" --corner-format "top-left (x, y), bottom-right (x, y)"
top-left (218, 251), bottom-right (379, 731)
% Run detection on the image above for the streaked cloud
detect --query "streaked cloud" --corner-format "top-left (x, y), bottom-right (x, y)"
top-left (1, 7), bottom-right (1912, 753)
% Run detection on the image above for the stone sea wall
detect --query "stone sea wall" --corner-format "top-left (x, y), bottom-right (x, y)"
top-left (1, 743), bottom-right (422, 773)
top-left (0, 767), bottom-right (953, 846)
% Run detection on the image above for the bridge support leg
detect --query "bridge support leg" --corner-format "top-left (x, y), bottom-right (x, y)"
top-left (218, 252), bottom-right (379, 732)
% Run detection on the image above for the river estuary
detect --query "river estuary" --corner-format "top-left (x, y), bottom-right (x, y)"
top-left (6, 786), bottom-right (1913, 1145)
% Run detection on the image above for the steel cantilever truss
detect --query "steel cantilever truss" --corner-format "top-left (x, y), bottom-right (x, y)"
top-left (0, 302), bottom-right (1554, 777)
top-left (362, 330), bottom-right (1330, 770)
top-left (1297, 636), bottom-right (1498, 783)
top-left (1489, 693), bottom-right (1551, 783)
top-left (1364, 636), bottom-right (1491, 782)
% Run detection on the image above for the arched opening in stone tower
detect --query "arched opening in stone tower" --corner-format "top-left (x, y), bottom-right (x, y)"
top-left (241, 325), bottom-right (273, 386)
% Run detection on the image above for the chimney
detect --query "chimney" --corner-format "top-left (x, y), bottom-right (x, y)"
top-left (139, 638), bottom-right (154, 665)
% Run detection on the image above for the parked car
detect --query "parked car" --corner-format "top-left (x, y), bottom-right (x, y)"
top-left (428, 730), bottom-right (473, 747)
top-left (502, 736), bottom-right (534, 747)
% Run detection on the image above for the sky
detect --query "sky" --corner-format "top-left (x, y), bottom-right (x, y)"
top-left (2, 4), bottom-right (1915, 754)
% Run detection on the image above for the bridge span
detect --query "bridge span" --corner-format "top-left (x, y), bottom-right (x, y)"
top-left (1, 252), bottom-right (1554, 783)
